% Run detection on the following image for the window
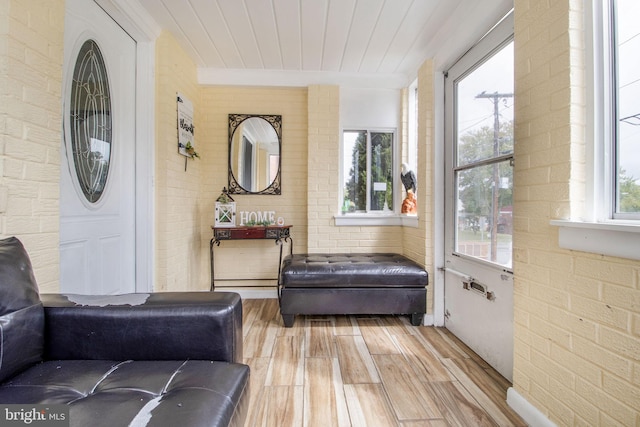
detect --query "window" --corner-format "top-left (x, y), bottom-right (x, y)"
top-left (611, 0), bottom-right (640, 218)
top-left (451, 41), bottom-right (514, 269)
top-left (551, 0), bottom-right (640, 261)
top-left (342, 130), bottom-right (395, 214)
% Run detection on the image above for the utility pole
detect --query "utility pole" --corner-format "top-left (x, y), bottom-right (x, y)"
top-left (475, 91), bottom-right (513, 263)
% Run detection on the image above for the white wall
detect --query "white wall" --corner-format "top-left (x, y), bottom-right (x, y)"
top-left (340, 87), bottom-right (401, 129)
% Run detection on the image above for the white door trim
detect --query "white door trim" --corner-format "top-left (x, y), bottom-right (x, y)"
top-left (95, 0), bottom-right (161, 293)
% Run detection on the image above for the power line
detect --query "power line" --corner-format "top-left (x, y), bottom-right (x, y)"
top-left (475, 91), bottom-right (514, 262)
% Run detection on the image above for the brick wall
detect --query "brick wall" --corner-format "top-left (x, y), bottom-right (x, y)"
top-left (409, 59), bottom-right (435, 315)
top-left (154, 31), bottom-right (202, 291)
top-left (199, 86), bottom-right (308, 289)
top-left (307, 85), bottom-right (404, 253)
top-left (0, 0), bottom-right (64, 292)
top-left (513, 0), bottom-right (640, 424)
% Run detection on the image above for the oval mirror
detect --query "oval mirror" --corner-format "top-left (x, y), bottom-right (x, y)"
top-left (228, 114), bottom-right (281, 195)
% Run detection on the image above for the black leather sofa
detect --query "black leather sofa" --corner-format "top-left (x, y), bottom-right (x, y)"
top-left (279, 253), bottom-right (428, 327)
top-left (0, 237), bottom-right (249, 427)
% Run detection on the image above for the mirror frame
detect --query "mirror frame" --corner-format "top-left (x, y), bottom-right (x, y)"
top-left (228, 113), bottom-right (282, 195)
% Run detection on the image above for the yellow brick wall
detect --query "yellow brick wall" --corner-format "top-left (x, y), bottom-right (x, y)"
top-left (408, 59), bottom-right (435, 315)
top-left (513, 0), bottom-right (640, 425)
top-left (154, 31), bottom-right (203, 291)
top-left (199, 86), bottom-right (308, 289)
top-left (307, 85), bottom-right (404, 253)
top-left (0, 0), bottom-right (64, 292)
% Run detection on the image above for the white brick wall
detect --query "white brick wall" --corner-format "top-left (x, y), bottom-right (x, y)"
top-left (0, 0), bottom-right (64, 292)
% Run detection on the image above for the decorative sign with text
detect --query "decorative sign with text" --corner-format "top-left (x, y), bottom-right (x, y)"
top-left (239, 211), bottom-right (284, 226)
top-left (177, 93), bottom-right (195, 157)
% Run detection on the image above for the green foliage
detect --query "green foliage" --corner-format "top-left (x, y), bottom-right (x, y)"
top-left (343, 132), bottom-right (394, 212)
top-left (370, 133), bottom-right (394, 210)
top-left (344, 132), bottom-right (367, 211)
top-left (457, 121), bottom-right (513, 227)
top-left (618, 170), bottom-right (640, 213)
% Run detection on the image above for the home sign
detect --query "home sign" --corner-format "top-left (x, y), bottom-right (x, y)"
top-left (239, 211), bottom-right (276, 226)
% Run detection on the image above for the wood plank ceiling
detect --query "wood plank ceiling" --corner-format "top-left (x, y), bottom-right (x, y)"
top-left (137, 0), bottom-right (513, 88)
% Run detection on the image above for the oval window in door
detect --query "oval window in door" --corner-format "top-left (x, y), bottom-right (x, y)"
top-left (69, 39), bottom-right (112, 203)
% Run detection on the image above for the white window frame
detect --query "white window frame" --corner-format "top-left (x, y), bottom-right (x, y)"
top-left (336, 128), bottom-right (408, 226)
top-left (407, 79), bottom-right (419, 175)
top-left (551, 0), bottom-right (640, 260)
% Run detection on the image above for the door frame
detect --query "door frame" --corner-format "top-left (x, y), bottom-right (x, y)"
top-left (440, 13), bottom-right (515, 380)
top-left (94, 0), bottom-right (161, 292)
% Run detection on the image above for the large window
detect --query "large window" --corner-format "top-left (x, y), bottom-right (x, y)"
top-left (452, 41), bottom-right (514, 269)
top-left (342, 130), bottom-right (395, 214)
top-left (611, 0), bottom-right (640, 218)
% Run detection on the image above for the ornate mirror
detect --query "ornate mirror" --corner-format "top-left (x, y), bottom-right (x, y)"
top-left (228, 114), bottom-right (281, 195)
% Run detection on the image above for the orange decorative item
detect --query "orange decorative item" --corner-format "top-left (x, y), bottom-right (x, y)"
top-left (401, 190), bottom-right (417, 214)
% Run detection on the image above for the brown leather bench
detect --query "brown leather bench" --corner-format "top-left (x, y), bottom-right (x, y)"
top-left (278, 253), bottom-right (428, 327)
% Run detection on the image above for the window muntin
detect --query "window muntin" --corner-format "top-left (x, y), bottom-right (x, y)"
top-left (453, 41), bottom-right (514, 269)
top-left (612, 0), bottom-right (640, 217)
top-left (342, 130), bottom-right (395, 214)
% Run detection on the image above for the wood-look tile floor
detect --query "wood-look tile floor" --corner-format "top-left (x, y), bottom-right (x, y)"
top-left (242, 299), bottom-right (526, 427)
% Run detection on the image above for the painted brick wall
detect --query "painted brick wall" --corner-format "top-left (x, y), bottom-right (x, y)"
top-left (199, 86), bottom-right (308, 289)
top-left (154, 31), bottom-right (202, 291)
top-left (409, 59), bottom-right (435, 315)
top-left (513, 0), bottom-right (640, 425)
top-left (307, 85), bottom-right (404, 253)
top-left (0, 0), bottom-right (64, 292)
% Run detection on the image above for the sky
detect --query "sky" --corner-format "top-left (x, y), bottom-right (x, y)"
top-left (617, 0), bottom-right (640, 182)
top-left (456, 41), bottom-right (514, 161)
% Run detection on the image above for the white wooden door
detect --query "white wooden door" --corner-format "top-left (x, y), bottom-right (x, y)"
top-left (60, 0), bottom-right (136, 295)
top-left (443, 13), bottom-right (514, 381)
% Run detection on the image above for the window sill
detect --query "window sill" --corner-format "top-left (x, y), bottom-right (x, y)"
top-left (550, 219), bottom-right (640, 261)
top-left (335, 213), bottom-right (418, 227)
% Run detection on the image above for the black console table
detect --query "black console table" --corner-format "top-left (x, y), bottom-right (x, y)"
top-left (210, 225), bottom-right (292, 290)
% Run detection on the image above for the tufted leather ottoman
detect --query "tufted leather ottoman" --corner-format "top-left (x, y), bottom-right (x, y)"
top-left (279, 253), bottom-right (428, 327)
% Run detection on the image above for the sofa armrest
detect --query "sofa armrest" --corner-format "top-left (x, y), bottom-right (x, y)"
top-left (41, 292), bottom-right (243, 363)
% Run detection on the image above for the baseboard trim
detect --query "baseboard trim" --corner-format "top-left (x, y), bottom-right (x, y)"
top-left (422, 314), bottom-right (434, 326)
top-left (220, 288), bottom-right (278, 300)
top-left (507, 387), bottom-right (556, 427)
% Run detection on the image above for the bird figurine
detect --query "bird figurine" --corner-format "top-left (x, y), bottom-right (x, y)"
top-left (401, 163), bottom-right (417, 214)
top-left (401, 163), bottom-right (417, 193)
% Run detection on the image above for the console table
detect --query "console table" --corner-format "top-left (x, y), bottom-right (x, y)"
top-left (210, 225), bottom-right (292, 290)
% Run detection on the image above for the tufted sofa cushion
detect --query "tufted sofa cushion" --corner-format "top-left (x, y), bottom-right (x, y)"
top-left (0, 359), bottom-right (250, 427)
top-left (0, 237), bottom-right (43, 383)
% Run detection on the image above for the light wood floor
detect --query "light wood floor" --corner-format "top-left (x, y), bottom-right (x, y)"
top-left (241, 299), bottom-right (525, 427)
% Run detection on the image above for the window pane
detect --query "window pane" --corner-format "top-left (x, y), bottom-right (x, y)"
top-left (343, 131), bottom-right (367, 212)
top-left (456, 160), bottom-right (512, 268)
top-left (456, 42), bottom-right (514, 167)
top-left (615, 0), bottom-right (640, 214)
top-left (454, 40), bottom-right (513, 268)
top-left (70, 40), bottom-right (112, 203)
top-left (370, 132), bottom-right (393, 211)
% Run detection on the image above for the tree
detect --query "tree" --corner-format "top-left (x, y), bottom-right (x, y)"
top-left (619, 170), bottom-right (640, 213)
top-left (457, 121), bottom-right (513, 232)
top-left (344, 132), bottom-right (393, 212)
top-left (344, 132), bottom-right (367, 211)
